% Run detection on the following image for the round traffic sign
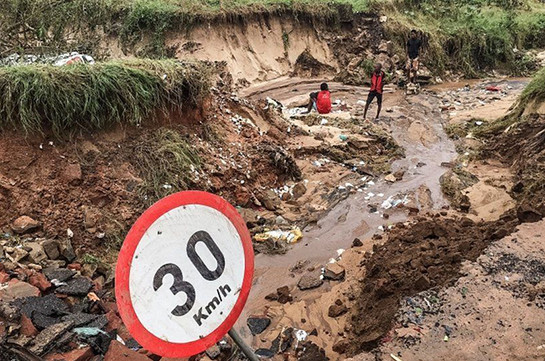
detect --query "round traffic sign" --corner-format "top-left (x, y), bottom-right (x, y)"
top-left (115, 191), bottom-right (254, 357)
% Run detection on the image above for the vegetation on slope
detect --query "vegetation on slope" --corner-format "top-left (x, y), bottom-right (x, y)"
top-left (377, 0), bottom-right (545, 76)
top-left (0, 59), bottom-right (212, 135)
top-left (0, 0), bottom-right (544, 73)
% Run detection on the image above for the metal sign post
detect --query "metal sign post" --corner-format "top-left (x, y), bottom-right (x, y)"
top-left (228, 329), bottom-right (260, 361)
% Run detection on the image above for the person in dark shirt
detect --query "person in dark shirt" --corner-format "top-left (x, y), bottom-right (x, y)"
top-left (363, 63), bottom-right (385, 121)
top-left (406, 29), bottom-right (423, 84)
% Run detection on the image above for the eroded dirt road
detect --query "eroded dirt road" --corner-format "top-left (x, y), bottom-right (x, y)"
top-left (234, 77), bottom-right (532, 361)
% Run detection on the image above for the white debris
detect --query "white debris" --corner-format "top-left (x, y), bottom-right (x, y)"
top-left (295, 329), bottom-right (308, 342)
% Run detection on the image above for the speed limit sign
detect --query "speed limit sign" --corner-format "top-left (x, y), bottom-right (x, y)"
top-left (115, 191), bottom-right (255, 357)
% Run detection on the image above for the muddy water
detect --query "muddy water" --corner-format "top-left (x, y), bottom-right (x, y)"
top-left (236, 79), bottom-right (457, 337)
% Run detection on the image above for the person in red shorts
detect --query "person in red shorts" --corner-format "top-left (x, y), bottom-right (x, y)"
top-left (363, 63), bottom-right (385, 121)
top-left (304, 82), bottom-right (331, 114)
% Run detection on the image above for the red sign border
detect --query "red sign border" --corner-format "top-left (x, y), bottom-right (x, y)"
top-left (115, 191), bottom-right (254, 357)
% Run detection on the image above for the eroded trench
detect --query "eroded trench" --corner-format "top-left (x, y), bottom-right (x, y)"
top-left (231, 78), bottom-right (531, 359)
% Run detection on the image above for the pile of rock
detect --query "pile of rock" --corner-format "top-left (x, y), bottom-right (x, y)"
top-left (0, 226), bottom-right (243, 361)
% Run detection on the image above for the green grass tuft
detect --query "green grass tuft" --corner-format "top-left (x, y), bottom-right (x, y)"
top-left (376, 0), bottom-right (545, 76)
top-left (134, 128), bottom-right (201, 205)
top-left (0, 59), bottom-right (212, 135)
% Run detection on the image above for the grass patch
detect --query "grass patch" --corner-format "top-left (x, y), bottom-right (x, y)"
top-left (375, 0), bottom-right (545, 76)
top-left (133, 128), bottom-right (201, 205)
top-left (0, 59), bottom-right (212, 135)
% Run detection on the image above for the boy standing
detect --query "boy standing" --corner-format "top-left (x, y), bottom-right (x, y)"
top-left (363, 63), bottom-right (385, 120)
top-left (406, 30), bottom-right (423, 84)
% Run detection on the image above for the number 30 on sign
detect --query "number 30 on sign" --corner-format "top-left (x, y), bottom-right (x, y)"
top-left (115, 191), bottom-right (255, 357)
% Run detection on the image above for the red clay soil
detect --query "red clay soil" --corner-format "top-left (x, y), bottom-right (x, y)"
top-left (0, 97), bottom-right (295, 254)
top-left (481, 113), bottom-right (545, 217)
top-left (347, 213), bottom-right (519, 354)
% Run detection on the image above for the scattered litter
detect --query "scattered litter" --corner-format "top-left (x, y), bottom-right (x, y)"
top-left (381, 195), bottom-right (409, 209)
top-left (475, 121), bottom-right (483, 126)
top-left (320, 119), bottom-right (328, 126)
top-left (390, 354), bottom-right (403, 361)
top-left (295, 329), bottom-right (308, 342)
top-left (67, 228), bottom-right (74, 238)
top-left (336, 249), bottom-right (345, 257)
top-left (73, 327), bottom-right (108, 336)
top-left (254, 228), bottom-right (303, 244)
top-left (339, 134), bottom-right (348, 141)
top-left (485, 86), bottom-right (501, 92)
top-left (51, 279), bottom-right (67, 287)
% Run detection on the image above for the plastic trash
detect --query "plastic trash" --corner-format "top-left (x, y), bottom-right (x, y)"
top-left (295, 329), bottom-right (308, 342)
top-left (320, 119), bottom-right (328, 125)
top-left (254, 228), bottom-right (303, 244)
top-left (339, 134), bottom-right (348, 141)
top-left (74, 327), bottom-right (108, 336)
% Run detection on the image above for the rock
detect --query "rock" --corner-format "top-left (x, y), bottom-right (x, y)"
top-left (82, 263), bottom-right (98, 278)
top-left (205, 344), bottom-right (221, 359)
top-left (21, 295), bottom-right (69, 324)
top-left (62, 163), bottom-right (82, 185)
top-left (104, 341), bottom-right (151, 361)
top-left (297, 273), bottom-right (323, 290)
top-left (378, 41), bottom-right (394, 56)
top-left (20, 314), bottom-right (39, 337)
top-left (42, 240), bottom-right (61, 260)
top-left (271, 327), bottom-right (294, 353)
top-left (59, 239), bottom-right (76, 262)
top-left (255, 349), bottom-right (275, 358)
top-left (328, 300), bottom-right (348, 318)
top-left (86, 314), bottom-right (108, 329)
top-left (332, 340), bottom-right (350, 354)
top-left (0, 301), bottom-right (20, 321)
top-left (259, 190), bottom-right (280, 211)
top-left (385, 174), bottom-right (397, 183)
top-left (393, 170), bottom-right (405, 181)
top-left (414, 274), bottom-right (431, 290)
top-left (56, 277), bottom-right (93, 296)
top-left (44, 268), bottom-right (76, 282)
top-left (27, 242), bottom-right (48, 264)
top-left (324, 263), bottom-right (346, 281)
top-left (0, 280), bottom-right (40, 301)
top-left (9, 247), bottom-right (29, 262)
top-left (247, 316), bottom-right (271, 335)
top-left (292, 182), bottom-right (307, 199)
top-left (517, 203), bottom-right (542, 223)
top-left (298, 341), bottom-right (328, 361)
top-left (83, 206), bottom-right (102, 230)
top-left (266, 285), bottom-right (292, 304)
top-left (62, 312), bottom-right (99, 327)
top-left (45, 346), bottom-right (94, 361)
top-left (29, 272), bottom-right (52, 292)
top-left (12, 216), bottom-right (40, 234)
top-left (352, 238), bottom-right (363, 247)
top-left (29, 321), bottom-right (74, 356)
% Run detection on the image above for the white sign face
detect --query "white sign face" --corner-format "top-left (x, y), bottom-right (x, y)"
top-left (129, 204), bottom-right (245, 343)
